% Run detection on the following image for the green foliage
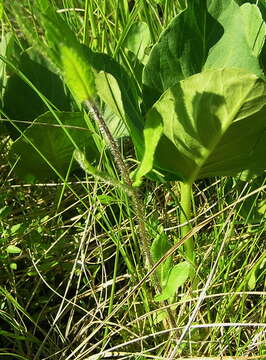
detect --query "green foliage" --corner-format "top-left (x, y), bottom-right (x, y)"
top-left (60, 44), bottom-right (96, 104)
top-left (133, 112), bottom-right (163, 186)
top-left (103, 104), bottom-right (129, 139)
top-left (39, 5), bottom-right (145, 152)
top-left (123, 22), bottom-right (151, 64)
top-left (95, 72), bottom-right (129, 133)
top-left (151, 231), bottom-right (192, 302)
top-left (142, 0), bottom-right (223, 109)
top-left (137, 68), bottom-right (266, 184)
top-left (39, 8), bottom-right (96, 104)
top-left (204, 1), bottom-right (264, 75)
top-left (1, 0), bottom-right (266, 358)
top-left (142, 0), bottom-right (265, 111)
top-left (154, 261), bottom-right (191, 302)
top-left (0, 1), bottom-right (3, 21)
top-left (6, 245), bottom-right (22, 254)
top-left (85, 51), bottom-right (144, 153)
top-left (151, 232), bottom-right (172, 287)
top-left (3, 49), bottom-right (70, 137)
top-left (9, 111), bottom-right (98, 182)
top-left (240, 4), bottom-right (266, 57)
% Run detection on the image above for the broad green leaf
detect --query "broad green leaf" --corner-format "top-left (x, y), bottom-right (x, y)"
top-left (143, 68), bottom-right (266, 183)
top-left (143, 0), bottom-right (265, 111)
top-left (0, 32), bottom-right (17, 90)
top-left (205, 0), bottom-right (263, 76)
top-left (9, 112), bottom-right (98, 182)
top-left (154, 261), bottom-right (191, 302)
top-left (133, 113), bottom-right (163, 186)
top-left (6, 245), bottom-right (21, 254)
top-left (151, 233), bottom-right (172, 288)
top-left (123, 22), bottom-right (151, 64)
top-left (39, 9), bottom-right (77, 68)
top-left (142, 0), bottom-right (223, 109)
top-left (0, 32), bottom-right (16, 135)
top-left (122, 22), bottom-right (151, 87)
top-left (3, 48), bottom-right (70, 138)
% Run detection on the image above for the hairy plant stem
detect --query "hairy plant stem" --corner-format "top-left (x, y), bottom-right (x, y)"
top-left (83, 99), bottom-right (177, 330)
top-left (179, 181), bottom-right (194, 264)
top-left (83, 99), bottom-right (153, 268)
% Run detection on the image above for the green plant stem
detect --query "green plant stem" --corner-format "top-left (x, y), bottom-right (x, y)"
top-left (179, 181), bottom-right (194, 264)
top-left (82, 100), bottom-right (153, 270)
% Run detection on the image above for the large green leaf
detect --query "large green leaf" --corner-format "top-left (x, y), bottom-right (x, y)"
top-left (95, 70), bottom-right (183, 182)
top-left (9, 112), bottom-right (98, 182)
top-left (3, 49), bottom-right (70, 138)
top-left (142, 0), bottom-right (223, 109)
top-left (140, 68), bottom-right (266, 183)
top-left (205, 1), bottom-right (264, 76)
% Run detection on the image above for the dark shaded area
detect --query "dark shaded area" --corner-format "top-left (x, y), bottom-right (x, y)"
top-left (3, 49), bottom-right (71, 139)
